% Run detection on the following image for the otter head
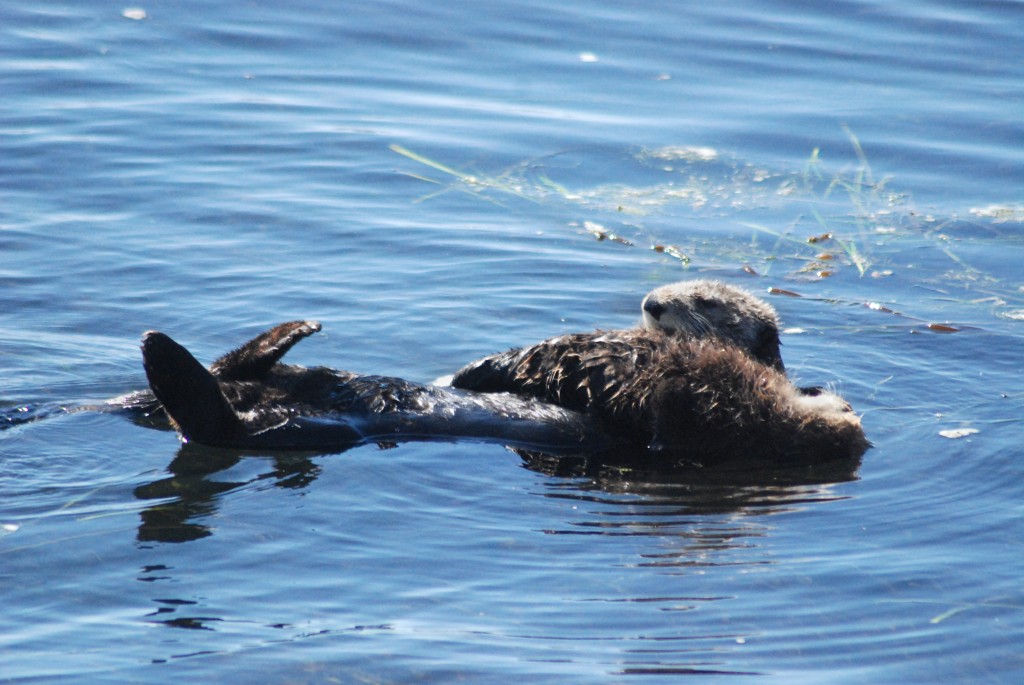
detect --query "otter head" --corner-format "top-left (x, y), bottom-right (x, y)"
top-left (640, 280), bottom-right (784, 371)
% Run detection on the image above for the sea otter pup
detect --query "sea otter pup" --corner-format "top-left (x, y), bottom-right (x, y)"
top-left (640, 280), bottom-right (784, 370)
top-left (451, 281), bottom-right (867, 464)
top-left (138, 320), bottom-right (612, 452)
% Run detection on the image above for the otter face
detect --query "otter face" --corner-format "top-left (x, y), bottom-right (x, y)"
top-left (641, 280), bottom-right (784, 370)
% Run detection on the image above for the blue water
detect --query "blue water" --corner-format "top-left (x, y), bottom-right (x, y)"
top-left (3, 0), bottom-right (1023, 682)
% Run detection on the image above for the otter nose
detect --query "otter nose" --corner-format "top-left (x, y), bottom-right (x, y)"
top-left (643, 298), bottom-right (666, 320)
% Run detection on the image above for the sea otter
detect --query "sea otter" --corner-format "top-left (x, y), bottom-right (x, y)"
top-left (138, 320), bottom-right (613, 452)
top-left (451, 281), bottom-right (867, 464)
top-left (2, 278), bottom-right (862, 467)
top-left (132, 280), bottom-right (777, 452)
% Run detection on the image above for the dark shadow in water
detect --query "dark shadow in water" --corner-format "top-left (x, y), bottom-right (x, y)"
top-left (132, 438), bottom-right (859, 544)
top-left (133, 442), bottom-right (321, 543)
top-left (517, 446), bottom-right (860, 491)
top-left (522, 448), bottom-right (859, 555)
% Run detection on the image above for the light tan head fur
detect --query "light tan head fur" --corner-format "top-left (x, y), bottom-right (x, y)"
top-left (641, 280), bottom-right (784, 370)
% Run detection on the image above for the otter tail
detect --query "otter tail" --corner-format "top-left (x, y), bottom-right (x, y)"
top-left (0, 401), bottom-right (69, 430)
top-left (141, 331), bottom-right (245, 446)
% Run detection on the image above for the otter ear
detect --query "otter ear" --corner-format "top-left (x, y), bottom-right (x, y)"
top-left (753, 327), bottom-right (785, 372)
top-left (141, 331), bottom-right (245, 445)
top-left (210, 320), bottom-right (321, 380)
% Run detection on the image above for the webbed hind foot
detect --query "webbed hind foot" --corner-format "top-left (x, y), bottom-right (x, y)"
top-left (210, 320), bottom-right (321, 381)
top-left (141, 331), bottom-right (244, 445)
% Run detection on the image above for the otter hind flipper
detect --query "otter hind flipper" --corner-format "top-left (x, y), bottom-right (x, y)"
top-left (210, 320), bottom-right (321, 380)
top-left (141, 331), bottom-right (245, 445)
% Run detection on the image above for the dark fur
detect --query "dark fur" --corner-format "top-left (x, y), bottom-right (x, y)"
top-left (140, 321), bottom-right (611, 452)
top-left (452, 329), bottom-right (868, 465)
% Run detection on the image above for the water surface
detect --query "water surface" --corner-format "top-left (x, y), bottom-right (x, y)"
top-left (2, 0), bottom-right (1023, 682)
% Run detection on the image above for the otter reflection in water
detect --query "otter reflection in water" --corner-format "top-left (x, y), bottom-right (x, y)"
top-left (138, 280), bottom-right (866, 466)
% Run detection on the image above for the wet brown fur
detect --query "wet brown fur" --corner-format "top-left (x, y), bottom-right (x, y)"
top-left (140, 321), bottom-right (609, 451)
top-left (452, 328), bottom-right (868, 465)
